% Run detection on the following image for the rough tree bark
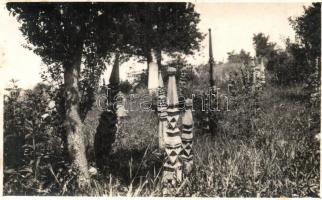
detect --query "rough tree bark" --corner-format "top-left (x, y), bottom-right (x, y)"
top-left (156, 48), bottom-right (162, 69)
top-left (63, 41), bottom-right (90, 189)
top-left (146, 48), bottom-right (153, 88)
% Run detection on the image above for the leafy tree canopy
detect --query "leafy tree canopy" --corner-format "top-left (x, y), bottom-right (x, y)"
top-left (252, 33), bottom-right (276, 58)
top-left (290, 3), bottom-right (321, 62)
top-left (127, 3), bottom-right (204, 60)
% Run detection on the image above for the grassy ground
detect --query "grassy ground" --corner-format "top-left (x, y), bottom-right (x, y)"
top-left (80, 85), bottom-right (319, 197)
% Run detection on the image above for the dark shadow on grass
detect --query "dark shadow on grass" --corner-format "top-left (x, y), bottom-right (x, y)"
top-left (280, 92), bottom-right (309, 102)
top-left (102, 147), bottom-right (164, 186)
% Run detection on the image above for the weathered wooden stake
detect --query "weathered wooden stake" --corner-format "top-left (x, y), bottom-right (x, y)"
top-left (157, 70), bottom-right (167, 150)
top-left (180, 98), bottom-right (194, 175)
top-left (203, 28), bottom-right (216, 135)
top-left (95, 53), bottom-right (120, 170)
top-left (109, 53), bottom-right (120, 100)
top-left (209, 28), bottom-right (216, 91)
top-left (178, 66), bottom-right (194, 176)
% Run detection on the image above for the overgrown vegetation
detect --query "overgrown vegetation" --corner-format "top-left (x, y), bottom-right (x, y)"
top-left (4, 71), bottom-right (319, 196)
top-left (3, 2), bottom-right (320, 197)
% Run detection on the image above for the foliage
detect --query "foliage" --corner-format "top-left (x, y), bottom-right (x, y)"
top-left (4, 73), bottom-right (320, 197)
top-left (4, 83), bottom-right (69, 195)
top-left (4, 81), bottom-right (25, 169)
top-left (7, 3), bottom-right (135, 121)
top-left (126, 3), bottom-right (204, 60)
top-left (4, 2), bottom-right (320, 197)
top-left (290, 3), bottom-right (321, 65)
top-left (252, 3), bottom-right (320, 87)
top-left (6, 3), bottom-right (148, 188)
top-left (6, 3), bottom-right (137, 65)
top-left (225, 61), bottom-right (259, 138)
top-left (132, 69), bottom-right (148, 91)
top-left (227, 49), bottom-right (252, 65)
top-left (289, 3), bottom-right (321, 114)
top-left (253, 33), bottom-right (313, 86)
top-left (253, 33), bottom-right (276, 59)
top-left (119, 80), bottom-right (133, 94)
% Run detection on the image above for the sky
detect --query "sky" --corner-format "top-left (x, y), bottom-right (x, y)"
top-left (0, 2), bottom-right (310, 89)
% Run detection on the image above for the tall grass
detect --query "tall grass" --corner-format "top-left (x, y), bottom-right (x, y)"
top-left (4, 84), bottom-right (319, 196)
top-left (190, 86), bottom-right (319, 197)
top-left (81, 85), bottom-right (319, 197)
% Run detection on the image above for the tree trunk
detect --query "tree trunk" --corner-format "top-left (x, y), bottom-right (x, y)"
top-left (63, 42), bottom-right (90, 190)
top-left (146, 48), bottom-right (153, 88)
top-left (156, 48), bottom-right (162, 69)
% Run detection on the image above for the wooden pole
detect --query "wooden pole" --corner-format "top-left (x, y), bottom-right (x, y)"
top-left (109, 52), bottom-right (121, 106)
top-left (157, 70), bottom-right (167, 150)
top-left (180, 98), bottom-right (194, 175)
top-left (209, 28), bottom-right (215, 89)
top-left (162, 67), bottom-right (182, 196)
top-left (204, 28), bottom-right (215, 135)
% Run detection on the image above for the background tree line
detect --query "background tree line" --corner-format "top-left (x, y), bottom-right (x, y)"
top-left (226, 3), bottom-right (320, 87)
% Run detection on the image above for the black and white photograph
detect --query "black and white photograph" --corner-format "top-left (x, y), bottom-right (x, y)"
top-left (0, 1), bottom-right (320, 197)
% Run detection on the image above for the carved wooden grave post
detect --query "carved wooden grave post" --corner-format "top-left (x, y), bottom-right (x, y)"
top-left (162, 67), bottom-right (182, 195)
top-left (180, 98), bottom-right (194, 175)
top-left (157, 70), bottom-right (167, 150)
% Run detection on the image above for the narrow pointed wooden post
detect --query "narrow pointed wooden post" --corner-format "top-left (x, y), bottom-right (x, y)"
top-left (204, 28), bottom-right (215, 135)
top-left (157, 70), bottom-right (167, 150)
top-left (209, 28), bottom-right (216, 91)
top-left (109, 52), bottom-right (121, 104)
top-left (109, 52), bottom-right (128, 118)
top-left (110, 53), bottom-right (120, 86)
top-left (95, 52), bottom-right (120, 170)
top-left (180, 98), bottom-right (194, 175)
top-left (162, 67), bottom-right (182, 196)
top-left (178, 66), bottom-right (194, 176)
